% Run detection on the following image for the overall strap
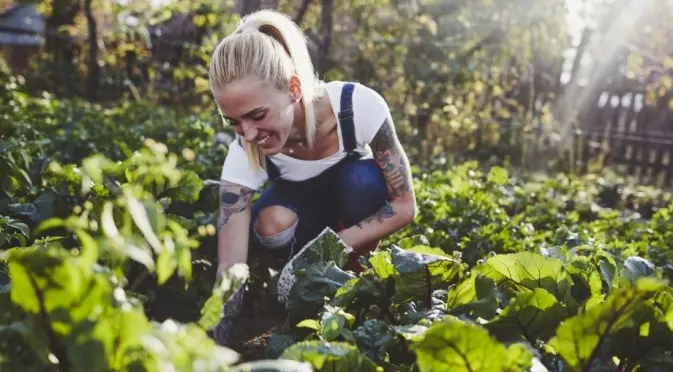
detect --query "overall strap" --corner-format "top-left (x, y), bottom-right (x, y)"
top-left (338, 82), bottom-right (357, 154)
top-left (266, 156), bottom-right (280, 180)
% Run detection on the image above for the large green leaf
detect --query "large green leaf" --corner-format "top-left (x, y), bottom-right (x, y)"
top-left (485, 288), bottom-right (568, 343)
top-left (389, 245), bottom-right (464, 305)
top-left (278, 228), bottom-right (351, 304)
top-left (445, 270), bottom-right (500, 320)
top-left (289, 228), bottom-right (351, 272)
top-left (411, 317), bottom-right (534, 372)
top-left (479, 251), bottom-right (575, 304)
top-left (353, 319), bottom-right (396, 364)
top-left (287, 261), bottom-right (355, 325)
top-left (333, 271), bottom-right (387, 310)
top-left (547, 278), bottom-right (668, 372)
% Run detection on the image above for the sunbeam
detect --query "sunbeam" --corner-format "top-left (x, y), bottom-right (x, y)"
top-left (553, 0), bottom-right (652, 155)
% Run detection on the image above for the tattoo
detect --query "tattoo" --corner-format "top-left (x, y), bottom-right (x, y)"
top-left (357, 204), bottom-right (397, 228)
top-left (370, 117), bottom-right (413, 199)
top-left (218, 181), bottom-right (255, 229)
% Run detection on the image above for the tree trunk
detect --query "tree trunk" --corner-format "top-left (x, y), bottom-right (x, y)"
top-left (293, 0), bottom-right (313, 25)
top-left (45, 0), bottom-right (81, 97)
top-left (84, 0), bottom-right (99, 101)
top-left (261, 0), bottom-right (279, 9)
top-left (317, 0), bottom-right (333, 76)
top-left (238, 0), bottom-right (262, 16)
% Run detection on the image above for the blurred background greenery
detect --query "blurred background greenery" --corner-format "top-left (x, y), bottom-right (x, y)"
top-left (2, 0), bottom-right (672, 182)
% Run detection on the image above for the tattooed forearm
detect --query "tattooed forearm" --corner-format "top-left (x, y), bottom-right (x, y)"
top-left (370, 117), bottom-right (413, 199)
top-left (218, 181), bottom-right (255, 229)
top-left (357, 204), bottom-right (397, 229)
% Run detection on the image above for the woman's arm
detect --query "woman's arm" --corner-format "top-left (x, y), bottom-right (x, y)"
top-left (216, 179), bottom-right (255, 278)
top-left (212, 179), bottom-right (255, 347)
top-left (338, 115), bottom-right (417, 250)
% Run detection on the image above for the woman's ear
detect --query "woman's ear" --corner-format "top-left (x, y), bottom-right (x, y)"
top-left (288, 74), bottom-right (303, 103)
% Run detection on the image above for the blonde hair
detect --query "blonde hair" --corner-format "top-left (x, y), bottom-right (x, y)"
top-left (209, 9), bottom-right (322, 171)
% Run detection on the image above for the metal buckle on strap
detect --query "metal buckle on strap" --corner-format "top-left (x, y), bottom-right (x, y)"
top-left (338, 108), bottom-right (354, 121)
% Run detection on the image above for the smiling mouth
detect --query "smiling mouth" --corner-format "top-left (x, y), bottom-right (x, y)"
top-left (257, 134), bottom-right (272, 146)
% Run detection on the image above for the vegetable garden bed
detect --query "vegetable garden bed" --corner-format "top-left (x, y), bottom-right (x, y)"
top-left (2, 81), bottom-right (673, 371)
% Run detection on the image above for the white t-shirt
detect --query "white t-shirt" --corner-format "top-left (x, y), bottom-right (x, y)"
top-left (220, 80), bottom-right (391, 190)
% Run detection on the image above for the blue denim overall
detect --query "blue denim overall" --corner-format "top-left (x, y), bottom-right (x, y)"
top-left (249, 82), bottom-right (389, 259)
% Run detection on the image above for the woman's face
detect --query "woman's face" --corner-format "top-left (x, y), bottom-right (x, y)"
top-left (213, 75), bottom-right (302, 155)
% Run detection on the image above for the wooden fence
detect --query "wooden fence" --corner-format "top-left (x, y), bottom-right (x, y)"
top-left (573, 82), bottom-right (673, 188)
top-left (485, 45), bottom-right (673, 189)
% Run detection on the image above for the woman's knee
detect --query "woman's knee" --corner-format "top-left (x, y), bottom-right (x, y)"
top-left (338, 159), bottom-right (386, 191)
top-left (336, 159), bottom-right (388, 226)
top-left (253, 205), bottom-right (299, 249)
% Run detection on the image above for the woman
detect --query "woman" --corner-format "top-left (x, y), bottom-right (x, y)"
top-left (209, 9), bottom-right (416, 347)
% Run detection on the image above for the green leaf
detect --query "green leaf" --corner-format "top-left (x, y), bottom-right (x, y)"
top-left (487, 166), bottom-right (508, 185)
top-left (485, 288), bottom-right (567, 343)
top-left (333, 271), bottom-right (386, 310)
top-left (173, 169), bottom-right (204, 203)
top-left (396, 235), bottom-right (431, 249)
top-left (280, 341), bottom-right (379, 372)
top-left (296, 319), bottom-right (320, 331)
top-left (74, 229), bottom-right (99, 268)
top-left (100, 202), bottom-right (155, 271)
top-left (621, 256), bottom-right (657, 283)
top-left (32, 191), bottom-right (56, 222)
top-left (446, 270), bottom-right (479, 310)
top-left (368, 250), bottom-right (395, 280)
top-left (566, 256), bottom-right (603, 308)
top-left (7, 220), bottom-right (29, 237)
top-left (547, 278), bottom-right (667, 371)
top-left (411, 317), bottom-right (533, 372)
top-left (278, 228), bottom-right (351, 304)
top-left (266, 333), bottom-right (298, 359)
top-left (389, 246), bottom-right (464, 305)
top-left (156, 248), bottom-right (176, 285)
top-left (319, 305), bottom-right (355, 341)
top-left (289, 228), bottom-right (351, 272)
top-left (353, 319), bottom-right (396, 364)
top-left (287, 262), bottom-right (355, 326)
top-left (391, 324), bottom-right (428, 342)
top-left (125, 188), bottom-right (163, 254)
top-left (479, 251), bottom-right (574, 304)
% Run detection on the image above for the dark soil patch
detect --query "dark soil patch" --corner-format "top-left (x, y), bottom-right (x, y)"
top-left (228, 287), bottom-right (288, 362)
top-left (225, 246), bottom-right (290, 362)
top-left (228, 313), bottom-right (283, 361)
top-left (136, 242), bottom-right (291, 362)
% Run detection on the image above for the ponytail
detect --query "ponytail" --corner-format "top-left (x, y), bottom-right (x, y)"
top-left (209, 10), bottom-right (322, 171)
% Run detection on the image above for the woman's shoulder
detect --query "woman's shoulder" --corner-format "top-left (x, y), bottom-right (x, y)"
top-left (321, 80), bottom-right (391, 144)
top-left (320, 80), bottom-right (389, 115)
top-left (321, 80), bottom-right (384, 98)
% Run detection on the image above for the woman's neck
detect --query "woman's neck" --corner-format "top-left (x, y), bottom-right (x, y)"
top-left (286, 86), bottom-right (331, 149)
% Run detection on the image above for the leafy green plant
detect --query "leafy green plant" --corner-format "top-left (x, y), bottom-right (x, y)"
top-left (3, 64), bottom-right (673, 371)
